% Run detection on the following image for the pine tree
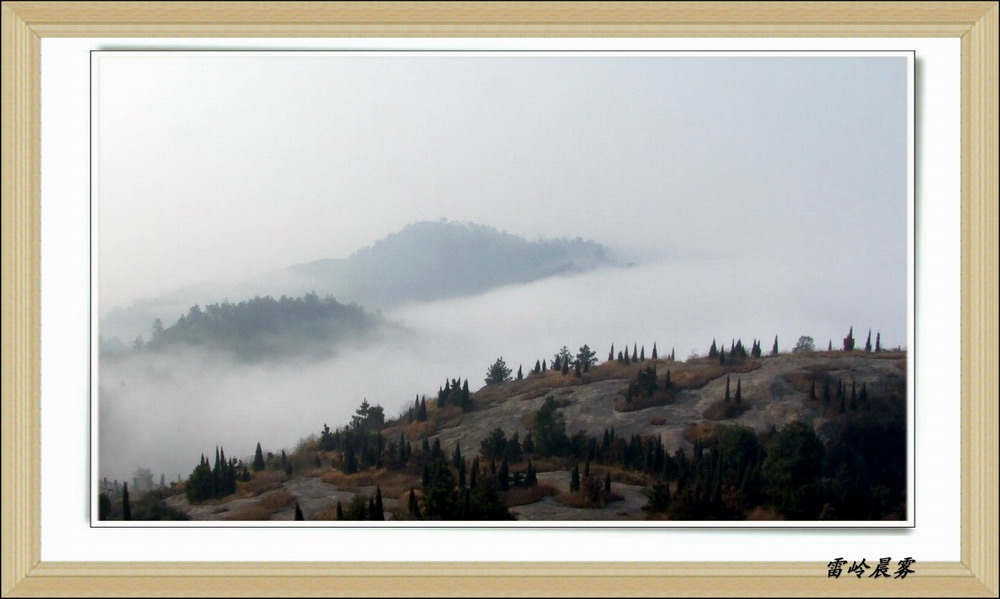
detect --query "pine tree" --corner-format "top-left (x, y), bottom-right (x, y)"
top-left (121, 482), bottom-right (131, 521)
top-left (632, 344), bottom-right (638, 362)
top-left (570, 464), bottom-right (581, 493)
top-left (498, 459), bottom-right (509, 491)
top-left (640, 346), bottom-right (645, 361)
top-left (562, 359), bottom-right (569, 375)
top-left (343, 441), bottom-right (358, 475)
top-left (771, 336), bottom-right (779, 356)
top-left (843, 326), bottom-right (855, 351)
top-left (470, 457), bottom-right (479, 489)
top-left (719, 345), bottom-right (726, 366)
top-left (453, 442), bottom-right (463, 470)
top-left (253, 442), bottom-right (264, 472)
top-left (534, 359), bottom-right (541, 374)
top-left (709, 339), bottom-right (718, 358)
top-left (294, 502), bottom-right (304, 521)
top-left (407, 489), bottom-right (418, 516)
top-left (373, 486), bottom-right (385, 521)
top-left (574, 361), bottom-right (581, 377)
top-left (541, 360), bottom-right (547, 372)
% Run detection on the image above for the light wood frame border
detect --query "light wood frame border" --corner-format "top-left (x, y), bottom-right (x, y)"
top-left (2, 2), bottom-right (996, 597)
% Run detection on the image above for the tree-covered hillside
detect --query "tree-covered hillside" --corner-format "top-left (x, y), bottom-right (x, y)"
top-left (287, 220), bottom-right (616, 307)
top-left (120, 292), bottom-right (387, 361)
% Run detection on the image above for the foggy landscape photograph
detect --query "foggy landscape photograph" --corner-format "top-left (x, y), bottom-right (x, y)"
top-left (94, 51), bottom-right (911, 524)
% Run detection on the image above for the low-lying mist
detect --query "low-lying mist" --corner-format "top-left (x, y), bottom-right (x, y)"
top-left (98, 255), bottom-right (905, 484)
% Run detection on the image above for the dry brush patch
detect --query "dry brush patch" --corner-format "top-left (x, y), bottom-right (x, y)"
top-left (683, 421), bottom-right (720, 445)
top-left (702, 399), bottom-right (752, 421)
top-left (238, 470), bottom-right (287, 497)
top-left (258, 489), bottom-right (295, 511)
top-left (504, 483), bottom-right (560, 507)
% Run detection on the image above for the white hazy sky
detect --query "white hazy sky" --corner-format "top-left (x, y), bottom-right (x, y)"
top-left (96, 52), bottom-right (908, 312)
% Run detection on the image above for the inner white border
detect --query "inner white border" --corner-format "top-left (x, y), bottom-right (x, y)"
top-left (43, 37), bottom-right (959, 561)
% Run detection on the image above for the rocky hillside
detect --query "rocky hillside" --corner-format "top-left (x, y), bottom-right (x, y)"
top-left (144, 350), bottom-right (908, 523)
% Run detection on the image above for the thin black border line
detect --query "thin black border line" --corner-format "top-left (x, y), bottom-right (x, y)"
top-left (87, 48), bottom-right (918, 531)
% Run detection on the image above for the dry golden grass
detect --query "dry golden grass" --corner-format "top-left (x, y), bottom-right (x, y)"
top-left (702, 399), bottom-right (751, 421)
top-left (312, 500), bottom-right (342, 521)
top-left (746, 506), bottom-right (785, 520)
top-left (319, 468), bottom-right (417, 494)
top-left (239, 470), bottom-right (286, 497)
top-left (258, 489), bottom-right (295, 511)
top-left (783, 369), bottom-right (823, 395)
top-left (504, 483), bottom-right (559, 507)
top-left (615, 387), bottom-right (675, 413)
top-left (225, 504), bottom-right (274, 521)
top-left (683, 421), bottom-right (719, 445)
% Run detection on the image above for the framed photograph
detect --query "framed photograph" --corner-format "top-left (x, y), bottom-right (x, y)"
top-left (2, 2), bottom-right (996, 597)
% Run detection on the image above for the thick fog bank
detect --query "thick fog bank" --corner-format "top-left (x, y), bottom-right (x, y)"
top-left (99, 256), bottom-right (904, 483)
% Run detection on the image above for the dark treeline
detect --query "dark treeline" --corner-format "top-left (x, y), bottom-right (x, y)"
top-left (127, 292), bottom-right (383, 360)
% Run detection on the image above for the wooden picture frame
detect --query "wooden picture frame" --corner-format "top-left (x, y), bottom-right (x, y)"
top-left (2, 2), bottom-right (996, 596)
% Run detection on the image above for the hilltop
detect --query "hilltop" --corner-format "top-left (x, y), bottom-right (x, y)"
top-left (285, 220), bottom-right (617, 308)
top-left (112, 344), bottom-right (908, 523)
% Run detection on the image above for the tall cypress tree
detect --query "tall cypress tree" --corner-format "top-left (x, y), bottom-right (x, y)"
top-left (609, 345), bottom-right (614, 361)
top-left (725, 376), bottom-right (731, 402)
top-left (252, 441), bottom-right (264, 472)
top-left (373, 486), bottom-right (385, 521)
top-left (570, 464), bottom-right (581, 493)
top-left (875, 332), bottom-right (881, 352)
top-left (735, 379), bottom-right (742, 404)
top-left (517, 365), bottom-right (523, 380)
top-left (771, 336), bottom-right (779, 356)
top-left (121, 482), bottom-right (131, 521)
top-left (865, 329), bottom-right (873, 352)
top-left (294, 502), bottom-right (304, 521)
top-left (336, 500), bottom-right (344, 520)
top-left (652, 343), bottom-right (658, 360)
top-left (498, 459), bottom-right (509, 491)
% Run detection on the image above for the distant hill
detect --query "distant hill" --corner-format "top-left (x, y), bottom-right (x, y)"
top-left (105, 293), bottom-right (391, 362)
top-left (284, 220), bottom-right (617, 308)
top-left (100, 221), bottom-right (618, 343)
